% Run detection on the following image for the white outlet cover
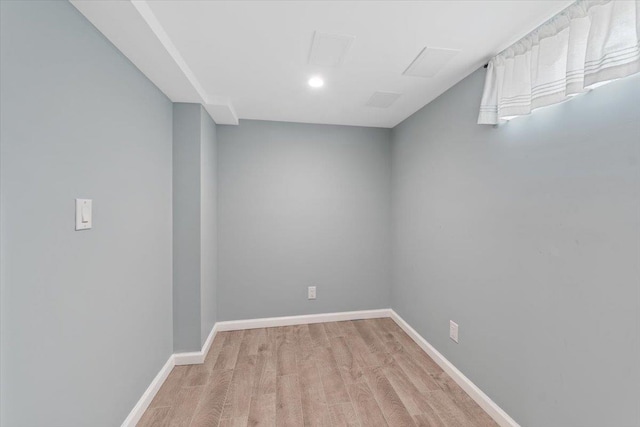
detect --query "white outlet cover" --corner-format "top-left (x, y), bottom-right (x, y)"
top-left (308, 286), bottom-right (316, 300)
top-left (449, 320), bottom-right (459, 343)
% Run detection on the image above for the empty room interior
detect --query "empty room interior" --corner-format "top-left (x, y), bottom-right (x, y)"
top-left (1, 0), bottom-right (640, 426)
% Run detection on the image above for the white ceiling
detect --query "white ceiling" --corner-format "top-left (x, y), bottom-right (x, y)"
top-left (71, 0), bottom-right (572, 128)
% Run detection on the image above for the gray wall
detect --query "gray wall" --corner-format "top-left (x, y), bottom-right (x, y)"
top-left (217, 120), bottom-right (391, 320)
top-left (173, 104), bottom-right (218, 352)
top-left (0, 1), bottom-right (173, 426)
top-left (200, 109), bottom-right (218, 344)
top-left (391, 68), bottom-right (640, 427)
top-left (173, 103), bottom-right (202, 352)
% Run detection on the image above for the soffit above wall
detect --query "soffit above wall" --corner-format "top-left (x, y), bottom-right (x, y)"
top-left (71, 0), bottom-right (571, 128)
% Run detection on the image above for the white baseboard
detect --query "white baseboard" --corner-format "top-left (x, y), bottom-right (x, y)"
top-left (120, 324), bottom-right (218, 426)
top-left (122, 308), bottom-right (518, 427)
top-left (215, 308), bottom-right (392, 331)
top-left (121, 354), bottom-right (175, 427)
top-left (174, 323), bottom-right (219, 366)
top-left (389, 310), bottom-right (520, 427)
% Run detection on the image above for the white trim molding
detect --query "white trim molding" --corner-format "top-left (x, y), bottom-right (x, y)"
top-left (121, 355), bottom-right (175, 427)
top-left (389, 310), bottom-right (520, 427)
top-left (121, 323), bottom-right (219, 426)
top-left (174, 323), bottom-right (220, 366)
top-left (122, 308), bottom-right (519, 427)
top-left (215, 308), bottom-right (392, 331)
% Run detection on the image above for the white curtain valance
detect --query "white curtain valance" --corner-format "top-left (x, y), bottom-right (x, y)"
top-left (478, 0), bottom-right (640, 125)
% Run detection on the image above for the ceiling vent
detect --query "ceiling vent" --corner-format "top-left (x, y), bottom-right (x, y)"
top-left (403, 47), bottom-right (460, 78)
top-left (366, 91), bottom-right (402, 108)
top-left (308, 31), bottom-right (355, 67)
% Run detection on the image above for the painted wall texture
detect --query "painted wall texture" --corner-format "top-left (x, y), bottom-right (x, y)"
top-left (217, 120), bottom-right (392, 321)
top-left (172, 103), bottom-right (203, 352)
top-left (391, 68), bottom-right (640, 427)
top-left (173, 103), bottom-right (218, 352)
top-left (200, 108), bottom-right (218, 346)
top-left (0, 1), bottom-right (173, 426)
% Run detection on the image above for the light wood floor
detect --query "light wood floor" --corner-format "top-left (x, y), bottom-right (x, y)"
top-left (138, 318), bottom-right (498, 426)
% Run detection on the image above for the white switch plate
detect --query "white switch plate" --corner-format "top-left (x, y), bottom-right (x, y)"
top-left (449, 320), bottom-right (459, 343)
top-left (75, 199), bottom-right (92, 230)
top-left (308, 286), bottom-right (316, 300)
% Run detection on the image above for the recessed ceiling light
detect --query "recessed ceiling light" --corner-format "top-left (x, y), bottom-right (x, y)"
top-left (308, 76), bottom-right (324, 88)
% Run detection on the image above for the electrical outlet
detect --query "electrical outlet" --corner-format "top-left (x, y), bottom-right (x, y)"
top-left (449, 321), bottom-right (459, 343)
top-left (308, 286), bottom-right (316, 300)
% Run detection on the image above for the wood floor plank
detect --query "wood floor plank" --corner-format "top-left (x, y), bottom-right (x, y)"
top-left (137, 406), bottom-right (170, 427)
top-left (293, 324), bottom-right (315, 367)
top-left (409, 348), bottom-right (443, 377)
top-left (248, 392), bottom-right (276, 427)
top-left (383, 363), bottom-right (433, 415)
top-left (246, 332), bottom-right (278, 425)
top-left (328, 402), bottom-right (360, 426)
top-left (254, 327), bottom-right (269, 347)
top-left (220, 329), bottom-right (262, 420)
top-left (357, 319), bottom-right (394, 353)
top-left (149, 366), bottom-right (189, 408)
top-left (190, 369), bottom-right (234, 427)
top-left (258, 367), bottom-right (276, 396)
top-left (308, 323), bottom-right (330, 348)
top-left (213, 331), bottom-right (245, 371)
top-left (251, 348), bottom-right (275, 396)
top-left (353, 320), bottom-right (389, 353)
top-left (163, 385), bottom-right (204, 427)
top-left (427, 390), bottom-right (475, 427)
top-left (329, 336), bottom-right (364, 384)
top-left (371, 318), bottom-right (408, 353)
top-left (184, 364), bottom-right (210, 387)
top-left (276, 326), bottom-right (298, 376)
top-left (341, 321), bottom-right (386, 368)
top-left (413, 411), bottom-right (447, 427)
top-left (252, 328), bottom-right (270, 360)
top-left (432, 373), bottom-right (498, 427)
top-left (276, 374), bottom-right (304, 427)
top-left (346, 382), bottom-right (389, 427)
top-left (236, 328), bottom-right (265, 366)
top-left (204, 332), bottom-right (228, 371)
top-left (373, 317), bottom-right (402, 338)
top-left (298, 361), bottom-right (331, 426)
top-left (260, 327), bottom-right (277, 374)
top-left (315, 346), bottom-right (351, 405)
top-left (392, 348), bottom-right (442, 393)
top-left (221, 358), bottom-right (256, 420)
top-left (363, 366), bottom-right (416, 427)
top-left (377, 320), bottom-right (443, 375)
top-left (219, 416), bottom-right (249, 427)
top-left (322, 321), bottom-right (344, 339)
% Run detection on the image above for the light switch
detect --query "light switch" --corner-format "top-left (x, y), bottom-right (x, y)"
top-left (75, 199), bottom-right (92, 230)
top-left (449, 320), bottom-right (459, 343)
